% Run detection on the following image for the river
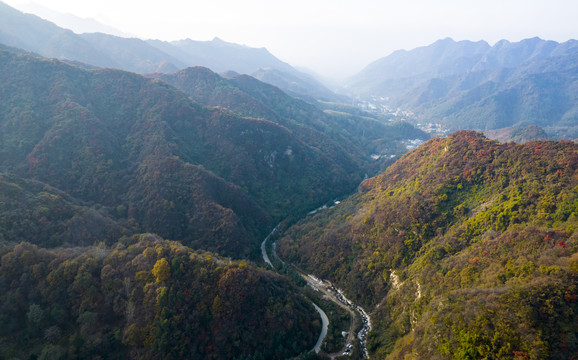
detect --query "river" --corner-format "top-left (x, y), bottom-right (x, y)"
top-left (261, 223), bottom-right (372, 358)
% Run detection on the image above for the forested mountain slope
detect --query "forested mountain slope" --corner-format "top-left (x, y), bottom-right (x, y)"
top-left (154, 66), bottom-right (428, 173)
top-left (0, 47), bottom-right (373, 259)
top-left (0, 235), bottom-right (320, 359)
top-left (401, 52), bottom-right (578, 138)
top-left (0, 173), bottom-right (130, 247)
top-left (0, 46), bottom-right (336, 360)
top-left (279, 131), bottom-right (578, 358)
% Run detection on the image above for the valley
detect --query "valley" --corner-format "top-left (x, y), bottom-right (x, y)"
top-left (0, 39), bottom-right (424, 359)
top-left (0, 2), bottom-right (576, 358)
top-left (346, 37), bottom-right (578, 140)
top-left (261, 218), bottom-right (371, 359)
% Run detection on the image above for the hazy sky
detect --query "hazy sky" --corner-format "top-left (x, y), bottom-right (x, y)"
top-left (4, 0), bottom-right (578, 78)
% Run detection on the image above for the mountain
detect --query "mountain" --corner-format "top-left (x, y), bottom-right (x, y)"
top-left (278, 131), bottom-right (578, 358)
top-left (80, 33), bottom-right (186, 73)
top-left (346, 37), bottom-right (577, 97)
top-left (483, 125), bottom-right (550, 143)
top-left (251, 67), bottom-right (347, 102)
top-left (0, 46), bottom-right (267, 258)
top-left (0, 47), bottom-right (336, 258)
top-left (0, 29), bottom-right (355, 360)
top-left (151, 37), bottom-right (296, 75)
top-left (12, 2), bottom-right (130, 37)
top-left (403, 51), bottom-right (578, 138)
top-left (345, 38), bottom-right (492, 94)
top-left (0, 2), bottom-right (341, 102)
top-left (0, 1), bottom-right (187, 73)
top-left (148, 66), bottom-right (373, 219)
top-left (148, 37), bottom-right (343, 102)
top-left (0, 236), bottom-right (320, 359)
top-left (151, 66), bottom-right (429, 176)
top-left (0, 46), bottom-right (426, 260)
top-left (345, 38), bottom-right (578, 139)
top-left (0, 1), bottom-right (119, 68)
top-left (0, 173), bottom-right (130, 248)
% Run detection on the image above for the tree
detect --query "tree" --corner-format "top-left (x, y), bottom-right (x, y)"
top-left (27, 303), bottom-right (44, 326)
top-left (152, 258), bottom-right (170, 283)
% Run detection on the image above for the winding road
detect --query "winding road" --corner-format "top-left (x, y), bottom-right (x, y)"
top-left (261, 224), bottom-right (371, 358)
top-left (312, 303), bottom-right (329, 354)
top-left (260, 225), bottom-right (330, 354)
top-left (260, 224), bottom-right (279, 268)
top-left (298, 270), bottom-right (372, 358)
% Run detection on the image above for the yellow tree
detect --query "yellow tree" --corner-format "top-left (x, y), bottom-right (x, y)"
top-left (152, 258), bottom-right (170, 282)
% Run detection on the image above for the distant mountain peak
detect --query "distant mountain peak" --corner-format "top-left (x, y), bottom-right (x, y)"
top-left (522, 36), bottom-right (544, 43)
top-left (494, 39), bottom-right (511, 48)
top-left (221, 70), bottom-right (241, 78)
top-left (8, 1), bottom-right (130, 37)
top-left (345, 36), bottom-right (578, 139)
top-left (0, 2), bottom-right (346, 101)
top-left (436, 37), bottom-right (455, 43)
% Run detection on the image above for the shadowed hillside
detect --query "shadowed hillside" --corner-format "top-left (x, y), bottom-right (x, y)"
top-left (0, 47), bottom-right (379, 259)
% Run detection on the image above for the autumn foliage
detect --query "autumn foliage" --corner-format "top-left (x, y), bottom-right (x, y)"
top-left (0, 235), bottom-right (320, 359)
top-left (279, 131), bottom-right (578, 359)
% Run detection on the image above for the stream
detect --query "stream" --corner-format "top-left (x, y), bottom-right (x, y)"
top-left (261, 223), bottom-right (372, 358)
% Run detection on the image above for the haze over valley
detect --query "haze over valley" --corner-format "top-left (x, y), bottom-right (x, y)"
top-left (0, 1), bottom-right (576, 359)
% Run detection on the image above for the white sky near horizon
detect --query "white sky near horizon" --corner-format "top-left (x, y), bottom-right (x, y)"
top-left (3, 0), bottom-right (578, 79)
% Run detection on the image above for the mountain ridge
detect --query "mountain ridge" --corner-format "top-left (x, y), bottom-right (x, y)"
top-left (151, 65), bottom-right (429, 176)
top-left (344, 37), bottom-right (578, 139)
top-left (0, 46), bottom-right (426, 259)
top-left (0, 1), bottom-right (340, 102)
top-left (279, 130), bottom-right (578, 358)
top-left (12, 1), bottom-right (130, 37)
